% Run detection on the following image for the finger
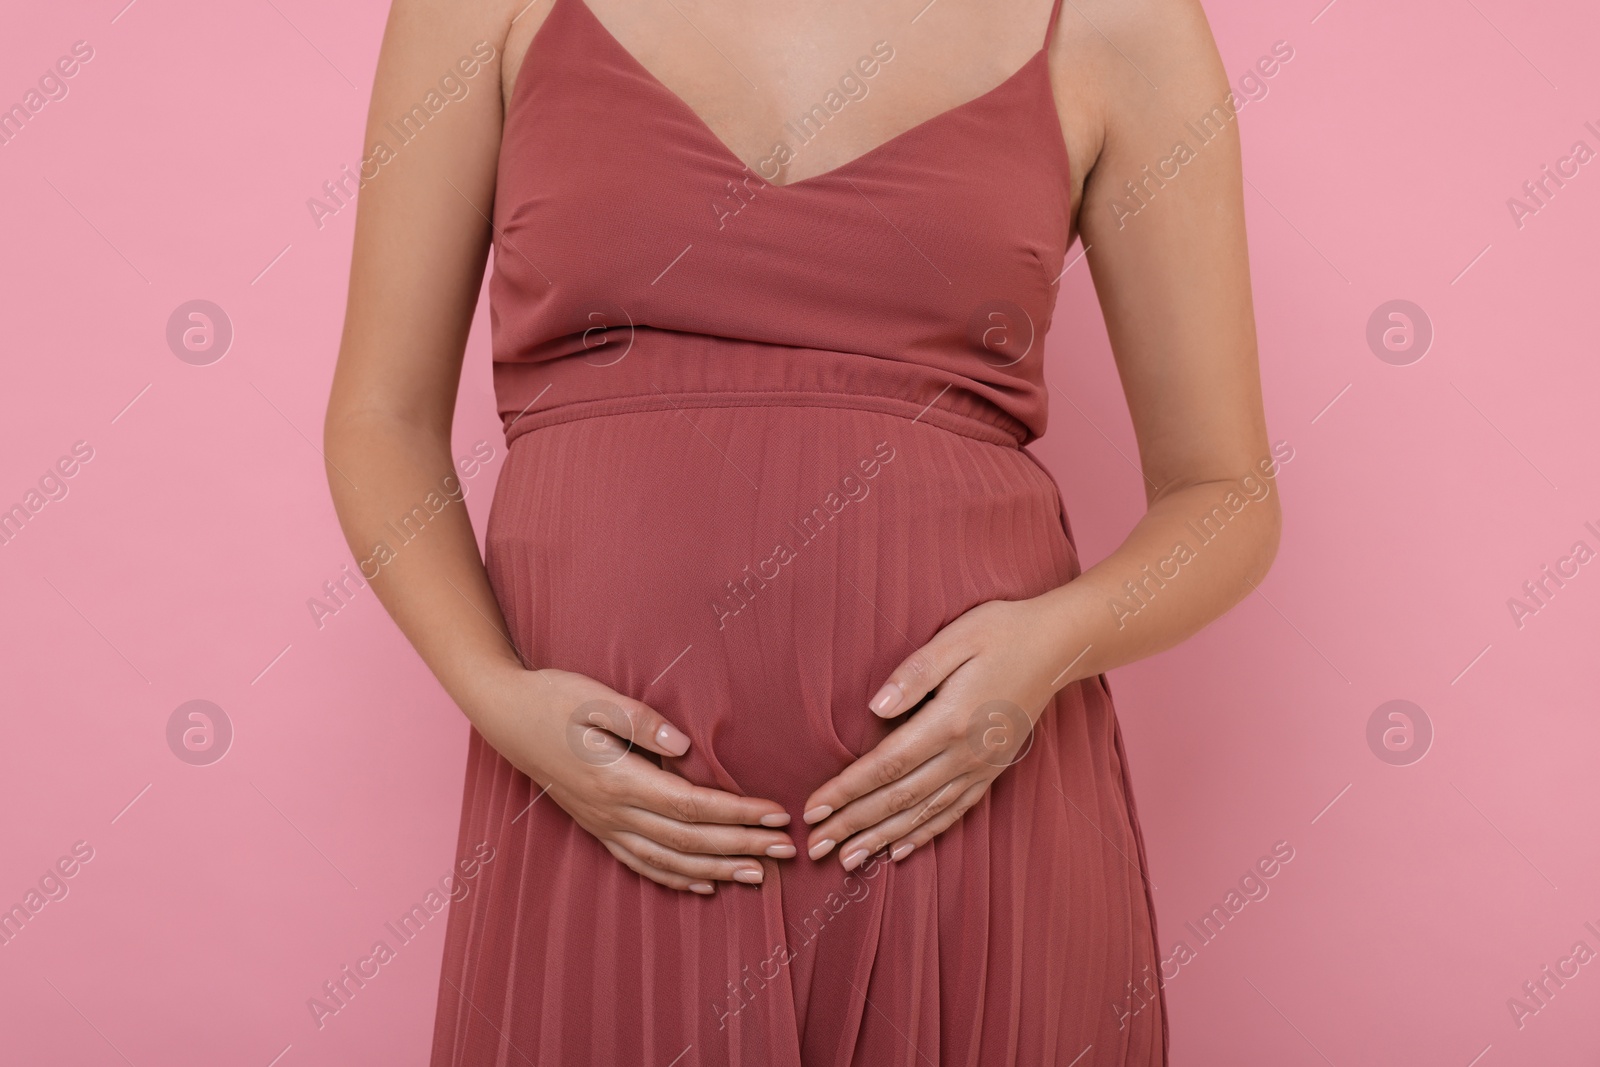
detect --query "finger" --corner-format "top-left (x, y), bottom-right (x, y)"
top-left (800, 713), bottom-right (952, 829)
top-left (568, 695), bottom-right (692, 760)
top-left (863, 622), bottom-right (977, 720)
top-left (627, 763), bottom-right (792, 828)
top-left (601, 838), bottom-right (716, 895)
top-left (880, 779), bottom-right (990, 862)
top-left (612, 831), bottom-right (768, 885)
top-left (626, 810), bottom-right (798, 859)
top-left (806, 755), bottom-right (966, 861)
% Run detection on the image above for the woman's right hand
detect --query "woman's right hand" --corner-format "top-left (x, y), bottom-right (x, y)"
top-left (466, 665), bottom-right (796, 894)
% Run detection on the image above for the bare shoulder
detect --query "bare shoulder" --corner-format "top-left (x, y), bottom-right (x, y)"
top-left (1046, 0), bottom-right (1231, 205)
top-left (498, 0), bottom-right (561, 111)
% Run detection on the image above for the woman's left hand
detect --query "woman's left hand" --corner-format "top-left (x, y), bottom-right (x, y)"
top-left (801, 596), bottom-right (1077, 870)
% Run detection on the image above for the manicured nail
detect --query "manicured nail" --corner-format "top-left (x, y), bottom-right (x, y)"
top-left (655, 723), bottom-right (690, 756)
top-left (891, 842), bottom-right (915, 861)
top-left (808, 838), bottom-right (836, 860)
top-left (869, 682), bottom-right (903, 716)
top-left (760, 813), bottom-right (792, 827)
top-left (734, 868), bottom-right (764, 884)
top-left (689, 882), bottom-right (714, 894)
top-left (766, 843), bottom-right (797, 858)
top-left (803, 805), bottom-right (832, 824)
top-left (841, 848), bottom-right (868, 871)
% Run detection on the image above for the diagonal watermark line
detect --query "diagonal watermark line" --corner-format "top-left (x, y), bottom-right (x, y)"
top-left (1310, 783), bottom-right (1351, 824)
top-left (1065, 1), bottom-right (1158, 88)
top-left (1310, 383), bottom-right (1351, 424)
top-left (649, 386), bottom-right (760, 490)
top-left (1047, 379), bottom-right (1159, 493)
top-left (44, 977), bottom-right (138, 1066)
top-left (251, 780), bottom-right (361, 889)
top-left (662, 0), bottom-right (758, 87)
top-left (262, 0), bottom-right (359, 88)
top-left (112, 783), bottom-right (153, 824)
top-left (1051, 243), bottom-right (1092, 284)
top-left (844, 177), bottom-right (950, 284)
top-left (439, 975), bottom-right (541, 1065)
top-left (250, 381), bottom-right (360, 490)
top-left (910, 383), bottom-right (953, 424)
top-left (505, 383), bottom-right (553, 432)
top-left (650, 645), bottom-right (694, 686)
top-left (1244, 576), bottom-right (1352, 684)
top-left (1051, 643), bottom-right (1093, 687)
top-left (1451, 643), bottom-right (1492, 685)
top-left (1310, 0), bottom-right (1340, 23)
top-left (1462, 0), bottom-right (1559, 89)
top-left (442, 175), bottom-right (554, 286)
top-left (111, 383), bottom-right (152, 424)
top-left (251, 244), bottom-right (292, 285)
top-left (251, 644), bottom-right (293, 685)
top-left (1244, 177), bottom-right (1351, 284)
top-left (44, 177), bottom-right (149, 284)
top-left (652, 244), bottom-right (694, 285)
top-left (41, 576), bottom-right (150, 684)
top-left (1450, 382), bottom-right (1557, 489)
top-left (1451, 243), bottom-right (1492, 285)
top-left (845, 977), bottom-right (940, 1067)
top-left (1245, 977), bottom-right (1336, 1064)
top-left (1450, 780), bottom-right (1557, 889)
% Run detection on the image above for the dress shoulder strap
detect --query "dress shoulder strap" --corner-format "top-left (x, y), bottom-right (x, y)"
top-left (1043, 0), bottom-right (1066, 48)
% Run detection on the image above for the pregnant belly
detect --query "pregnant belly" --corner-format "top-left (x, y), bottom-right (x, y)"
top-left (482, 403), bottom-right (1079, 808)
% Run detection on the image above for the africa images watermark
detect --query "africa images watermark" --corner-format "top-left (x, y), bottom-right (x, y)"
top-left (1505, 117), bottom-right (1600, 231)
top-left (307, 841), bottom-right (495, 1029)
top-left (1115, 840), bottom-right (1297, 1033)
top-left (1111, 40), bottom-right (1296, 230)
top-left (712, 40), bottom-right (896, 231)
top-left (1109, 441), bottom-right (1295, 629)
top-left (0, 40), bottom-right (96, 150)
top-left (711, 853), bottom-right (889, 1030)
top-left (305, 41), bottom-right (497, 231)
top-left (308, 441), bottom-right (496, 630)
top-left (710, 440), bottom-right (897, 629)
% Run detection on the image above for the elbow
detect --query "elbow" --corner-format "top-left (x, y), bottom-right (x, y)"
top-left (1246, 493), bottom-right (1283, 586)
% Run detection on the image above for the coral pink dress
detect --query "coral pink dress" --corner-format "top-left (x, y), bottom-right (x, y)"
top-left (430, 0), bottom-right (1167, 1062)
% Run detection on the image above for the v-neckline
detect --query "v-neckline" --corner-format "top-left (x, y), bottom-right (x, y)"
top-left (562, 0), bottom-right (1051, 192)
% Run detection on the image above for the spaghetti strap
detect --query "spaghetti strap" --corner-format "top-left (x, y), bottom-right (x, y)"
top-left (1044, 0), bottom-right (1066, 47)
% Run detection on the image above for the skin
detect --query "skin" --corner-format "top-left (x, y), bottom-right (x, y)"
top-left (326, 0), bottom-right (1279, 894)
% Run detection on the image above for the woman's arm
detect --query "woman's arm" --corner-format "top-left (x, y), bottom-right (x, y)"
top-left (801, 0), bottom-right (1281, 866)
top-left (326, 0), bottom-right (792, 893)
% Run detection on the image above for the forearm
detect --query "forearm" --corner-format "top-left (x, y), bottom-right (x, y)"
top-left (324, 411), bottom-right (523, 720)
top-left (1033, 460), bottom-right (1283, 689)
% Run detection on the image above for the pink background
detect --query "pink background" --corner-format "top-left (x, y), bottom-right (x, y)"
top-left (2, 0), bottom-right (1597, 1063)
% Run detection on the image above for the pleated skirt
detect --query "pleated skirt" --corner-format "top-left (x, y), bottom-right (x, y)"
top-left (428, 394), bottom-right (1167, 1066)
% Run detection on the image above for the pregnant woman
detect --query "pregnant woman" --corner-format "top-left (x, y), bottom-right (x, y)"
top-left (325, 0), bottom-right (1279, 1062)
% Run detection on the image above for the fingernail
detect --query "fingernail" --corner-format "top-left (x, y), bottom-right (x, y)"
top-left (869, 682), bottom-right (902, 716)
top-left (655, 723), bottom-right (690, 756)
top-left (808, 838), bottom-right (836, 860)
top-left (689, 882), bottom-right (714, 894)
top-left (734, 868), bottom-right (764, 884)
top-left (766, 843), bottom-right (797, 858)
top-left (841, 848), bottom-right (868, 871)
top-left (803, 805), bottom-right (832, 824)
top-left (891, 842), bottom-right (915, 861)
top-left (760, 813), bottom-right (792, 827)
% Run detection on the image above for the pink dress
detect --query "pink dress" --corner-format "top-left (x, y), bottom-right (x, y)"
top-left (430, 0), bottom-right (1168, 1062)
